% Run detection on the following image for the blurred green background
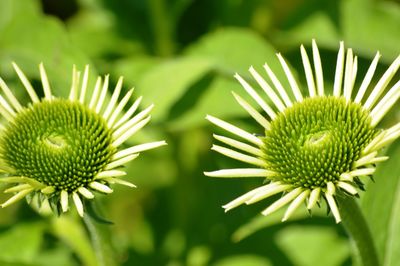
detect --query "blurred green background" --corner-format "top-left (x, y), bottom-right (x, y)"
top-left (0, 0), bottom-right (399, 265)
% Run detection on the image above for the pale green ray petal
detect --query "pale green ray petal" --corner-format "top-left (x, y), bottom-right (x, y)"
top-left (206, 115), bottom-right (263, 146)
top-left (232, 92), bottom-right (271, 130)
top-left (108, 89), bottom-right (134, 128)
top-left (96, 170), bottom-right (127, 178)
top-left (261, 187), bottom-right (302, 216)
top-left (112, 141), bottom-right (167, 161)
top-left (276, 53), bottom-right (303, 102)
top-left (213, 134), bottom-right (263, 157)
top-left (112, 116), bottom-right (151, 147)
top-left (69, 65), bottom-right (80, 101)
top-left (4, 184), bottom-right (32, 193)
top-left (113, 104), bottom-right (154, 140)
top-left (105, 154), bottom-right (139, 170)
top-left (354, 52), bottom-right (381, 103)
top-left (370, 80), bottom-right (400, 127)
top-left (1, 188), bottom-right (34, 208)
top-left (41, 186), bottom-right (55, 194)
top-left (102, 177), bottom-right (136, 188)
top-left (263, 63), bottom-right (293, 107)
top-left (337, 181), bottom-right (358, 195)
top-left (222, 183), bottom-right (279, 211)
top-left (0, 77), bottom-right (23, 111)
top-left (312, 40), bottom-right (324, 96)
top-left (103, 77), bottom-right (123, 120)
top-left (89, 77), bottom-right (102, 109)
top-left (39, 63), bottom-right (52, 100)
top-left (343, 49), bottom-right (354, 101)
top-left (113, 95), bottom-right (142, 129)
top-left (246, 183), bottom-right (292, 205)
top-left (234, 73), bottom-right (276, 119)
top-left (248, 66), bottom-right (286, 112)
top-left (364, 55), bottom-right (400, 110)
top-left (340, 168), bottom-right (376, 181)
top-left (333, 42), bottom-right (345, 97)
top-left (89, 182), bottom-right (113, 194)
top-left (300, 44), bottom-right (316, 97)
top-left (78, 187), bottom-right (94, 199)
top-left (12, 62), bottom-right (39, 103)
top-left (95, 75), bottom-right (109, 113)
top-left (0, 94), bottom-right (16, 118)
top-left (282, 189), bottom-right (310, 221)
top-left (307, 187), bottom-right (321, 210)
top-left (211, 144), bottom-right (266, 167)
top-left (72, 192), bottom-right (84, 217)
top-left (79, 65), bottom-right (90, 104)
top-left (325, 193), bottom-right (341, 223)
top-left (60, 190), bottom-right (69, 212)
top-left (353, 151), bottom-right (378, 168)
top-left (204, 168), bottom-right (275, 178)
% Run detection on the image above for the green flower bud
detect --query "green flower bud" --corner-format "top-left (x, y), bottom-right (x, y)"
top-left (0, 63), bottom-right (166, 217)
top-left (205, 40), bottom-right (400, 223)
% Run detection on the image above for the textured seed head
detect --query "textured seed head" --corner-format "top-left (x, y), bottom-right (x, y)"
top-left (0, 63), bottom-right (167, 217)
top-left (0, 99), bottom-right (116, 192)
top-left (205, 40), bottom-right (400, 223)
top-left (263, 96), bottom-right (377, 190)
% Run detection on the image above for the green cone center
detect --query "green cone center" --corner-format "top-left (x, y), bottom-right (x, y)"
top-left (0, 99), bottom-right (115, 192)
top-left (262, 96), bottom-right (377, 189)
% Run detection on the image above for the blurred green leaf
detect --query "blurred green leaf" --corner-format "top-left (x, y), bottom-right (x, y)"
top-left (185, 28), bottom-right (281, 74)
top-left (0, 0), bottom-right (89, 98)
top-left (361, 141), bottom-right (400, 266)
top-left (137, 56), bottom-right (213, 122)
top-left (275, 226), bottom-right (350, 266)
top-left (212, 254), bottom-right (271, 266)
top-left (232, 204), bottom-right (326, 242)
top-left (0, 222), bottom-right (44, 263)
top-left (51, 216), bottom-right (98, 266)
top-left (342, 0), bottom-right (400, 60)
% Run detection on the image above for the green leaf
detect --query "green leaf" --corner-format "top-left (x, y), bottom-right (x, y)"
top-left (212, 255), bottom-right (271, 266)
top-left (0, 222), bottom-right (45, 263)
top-left (275, 226), bottom-right (350, 266)
top-left (361, 141), bottom-right (400, 266)
top-left (232, 204), bottom-right (326, 242)
top-left (342, 0), bottom-right (400, 60)
top-left (137, 56), bottom-right (213, 122)
top-left (51, 216), bottom-right (98, 266)
top-left (0, 0), bottom-right (90, 98)
top-left (185, 28), bottom-right (281, 75)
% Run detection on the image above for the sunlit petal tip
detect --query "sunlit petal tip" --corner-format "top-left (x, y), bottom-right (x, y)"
top-left (337, 181), bottom-right (358, 195)
top-left (325, 193), bottom-right (341, 223)
top-left (326, 181), bottom-right (336, 195)
top-left (78, 187), bottom-right (95, 199)
top-left (103, 177), bottom-right (137, 188)
top-left (307, 187), bottom-right (321, 210)
top-left (72, 192), bottom-right (84, 217)
top-left (60, 190), bottom-right (69, 212)
top-left (1, 188), bottom-right (34, 208)
top-left (89, 181), bottom-right (113, 194)
top-left (41, 186), bottom-right (55, 194)
top-left (282, 190), bottom-right (310, 222)
top-left (96, 170), bottom-right (127, 179)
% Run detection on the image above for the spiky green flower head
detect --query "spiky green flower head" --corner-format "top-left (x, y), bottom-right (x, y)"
top-left (205, 40), bottom-right (400, 223)
top-left (0, 63), bottom-right (166, 217)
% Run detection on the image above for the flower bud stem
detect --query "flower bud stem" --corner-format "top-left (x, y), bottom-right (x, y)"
top-left (337, 194), bottom-right (379, 266)
top-left (83, 214), bottom-right (117, 266)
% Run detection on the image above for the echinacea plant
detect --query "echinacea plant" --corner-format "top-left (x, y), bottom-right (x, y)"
top-left (205, 40), bottom-right (399, 265)
top-left (0, 63), bottom-right (166, 217)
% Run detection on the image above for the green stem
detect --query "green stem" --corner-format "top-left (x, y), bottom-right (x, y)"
top-left (337, 194), bottom-right (379, 266)
top-left (148, 0), bottom-right (175, 57)
top-left (83, 215), bottom-right (117, 266)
